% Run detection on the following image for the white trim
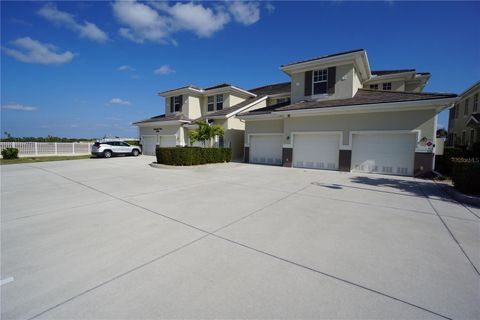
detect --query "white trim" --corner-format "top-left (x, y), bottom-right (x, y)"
top-left (225, 96), bottom-right (268, 118)
top-left (273, 97), bottom-right (459, 117)
top-left (347, 130), bottom-right (421, 150)
top-left (134, 120), bottom-right (185, 127)
top-left (245, 133), bottom-right (283, 147)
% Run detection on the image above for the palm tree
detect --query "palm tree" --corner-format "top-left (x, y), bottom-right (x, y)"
top-left (188, 120), bottom-right (224, 147)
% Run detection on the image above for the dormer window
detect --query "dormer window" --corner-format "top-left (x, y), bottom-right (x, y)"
top-left (370, 84), bottom-right (379, 90)
top-left (313, 69), bottom-right (328, 95)
top-left (383, 82), bottom-right (392, 91)
top-left (216, 94), bottom-right (223, 110)
top-left (207, 96), bottom-right (214, 111)
top-left (170, 95), bottom-right (182, 113)
top-left (174, 95), bottom-right (182, 112)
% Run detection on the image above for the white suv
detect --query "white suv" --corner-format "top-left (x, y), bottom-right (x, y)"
top-left (91, 141), bottom-right (141, 158)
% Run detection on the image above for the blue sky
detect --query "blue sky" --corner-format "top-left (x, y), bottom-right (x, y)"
top-left (1, 1), bottom-right (479, 138)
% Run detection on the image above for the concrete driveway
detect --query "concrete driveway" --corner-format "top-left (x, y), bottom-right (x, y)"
top-left (1, 156), bottom-right (479, 319)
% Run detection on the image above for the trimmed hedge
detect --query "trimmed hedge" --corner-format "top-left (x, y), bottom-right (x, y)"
top-left (156, 147), bottom-right (231, 166)
top-left (1, 147), bottom-right (19, 159)
top-left (451, 158), bottom-right (480, 195)
top-left (435, 147), bottom-right (465, 175)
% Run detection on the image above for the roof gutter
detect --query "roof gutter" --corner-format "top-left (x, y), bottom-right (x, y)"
top-left (272, 97), bottom-right (459, 117)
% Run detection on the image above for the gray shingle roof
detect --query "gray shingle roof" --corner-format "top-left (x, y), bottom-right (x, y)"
top-left (205, 95), bottom-right (267, 118)
top-left (133, 113), bottom-right (192, 125)
top-left (371, 69), bottom-right (416, 76)
top-left (281, 49), bottom-right (364, 67)
top-left (249, 82), bottom-right (290, 96)
top-left (241, 89), bottom-right (457, 116)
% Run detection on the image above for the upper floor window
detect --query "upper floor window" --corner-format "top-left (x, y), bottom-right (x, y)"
top-left (174, 95), bottom-right (182, 112)
top-left (464, 98), bottom-right (469, 115)
top-left (370, 84), bottom-right (378, 90)
top-left (383, 82), bottom-right (392, 91)
top-left (312, 69), bottom-right (328, 95)
top-left (207, 96), bottom-right (214, 112)
top-left (170, 95), bottom-right (182, 113)
top-left (216, 94), bottom-right (223, 110)
top-left (473, 94), bottom-right (478, 112)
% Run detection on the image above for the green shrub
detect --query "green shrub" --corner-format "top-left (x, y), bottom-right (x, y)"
top-left (1, 147), bottom-right (19, 159)
top-left (436, 147), bottom-right (466, 175)
top-left (156, 147), bottom-right (231, 166)
top-left (451, 158), bottom-right (480, 195)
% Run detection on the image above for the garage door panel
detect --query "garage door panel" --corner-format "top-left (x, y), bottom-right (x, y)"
top-left (141, 136), bottom-right (157, 156)
top-left (293, 134), bottom-right (340, 170)
top-left (351, 133), bottom-right (415, 176)
top-left (250, 135), bottom-right (282, 165)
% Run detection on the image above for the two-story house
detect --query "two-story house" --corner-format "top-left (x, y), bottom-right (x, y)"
top-left (133, 83), bottom-right (267, 159)
top-left (447, 81), bottom-right (480, 148)
top-left (238, 49), bottom-right (458, 176)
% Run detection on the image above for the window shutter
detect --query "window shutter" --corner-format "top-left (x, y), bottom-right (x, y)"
top-left (327, 67), bottom-right (336, 94)
top-left (179, 95), bottom-right (183, 111)
top-left (170, 96), bottom-right (174, 113)
top-left (304, 71), bottom-right (312, 96)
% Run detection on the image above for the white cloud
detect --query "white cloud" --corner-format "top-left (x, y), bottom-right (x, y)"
top-left (117, 65), bottom-right (135, 72)
top-left (38, 3), bottom-right (108, 43)
top-left (113, 1), bottom-right (262, 44)
top-left (113, 1), bottom-right (170, 43)
top-left (1, 103), bottom-right (37, 111)
top-left (228, 1), bottom-right (260, 25)
top-left (153, 65), bottom-right (175, 75)
top-left (107, 98), bottom-right (131, 106)
top-left (2, 37), bottom-right (74, 64)
top-left (167, 2), bottom-right (230, 38)
top-left (265, 2), bottom-right (275, 14)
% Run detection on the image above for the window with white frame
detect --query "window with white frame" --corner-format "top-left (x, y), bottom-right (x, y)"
top-left (216, 94), bottom-right (223, 110)
top-left (383, 82), bottom-right (392, 91)
top-left (312, 69), bottom-right (328, 95)
top-left (207, 96), bottom-right (214, 112)
top-left (465, 98), bottom-right (469, 115)
top-left (462, 131), bottom-right (466, 145)
top-left (474, 93), bottom-right (479, 112)
top-left (370, 84), bottom-right (378, 90)
top-left (470, 129), bottom-right (475, 145)
top-left (174, 95), bottom-right (182, 112)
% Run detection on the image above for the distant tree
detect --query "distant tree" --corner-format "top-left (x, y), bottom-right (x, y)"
top-left (188, 120), bottom-right (224, 147)
top-left (436, 128), bottom-right (448, 138)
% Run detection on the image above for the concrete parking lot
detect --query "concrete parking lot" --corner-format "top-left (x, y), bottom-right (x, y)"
top-left (1, 156), bottom-right (479, 319)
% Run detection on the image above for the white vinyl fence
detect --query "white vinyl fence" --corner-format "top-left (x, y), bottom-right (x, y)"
top-left (0, 142), bottom-right (92, 157)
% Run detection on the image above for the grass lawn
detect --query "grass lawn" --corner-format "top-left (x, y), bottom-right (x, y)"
top-left (0, 155), bottom-right (92, 165)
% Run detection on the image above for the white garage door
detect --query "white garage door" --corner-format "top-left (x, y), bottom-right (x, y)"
top-left (159, 135), bottom-right (176, 147)
top-left (249, 135), bottom-right (283, 165)
top-left (141, 136), bottom-right (157, 155)
top-left (293, 133), bottom-right (340, 170)
top-left (351, 133), bottom-right (416, 176)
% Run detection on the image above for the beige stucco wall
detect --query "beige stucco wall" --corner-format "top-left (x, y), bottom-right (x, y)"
top-left (449, 85), bottom-right (480, 146)
top-left (228, 94), bottom-right (246, 108)
top-left (284, 109), bottom-right (436, 146)
top-left (187, 96), bottom-right (202, 120)
top-left (245, 119), bottom-right (284, 145)
top-left (290, 63), bottom-right (356, 103)
top-left (139, 124), bottom-right (181, 146)
top-left (245, 109), bottom-right (436, 148)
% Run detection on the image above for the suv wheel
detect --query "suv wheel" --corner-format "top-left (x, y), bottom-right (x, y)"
top-left (132, 149), bottom-right (139, 157)
top-left (103, 150), bottom-right (112, 158)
